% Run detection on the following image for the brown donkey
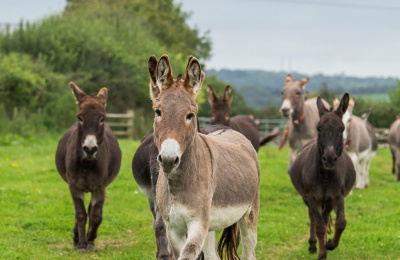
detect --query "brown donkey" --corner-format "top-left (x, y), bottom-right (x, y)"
top-left (132, 124), bottom-right (230, 260)
top-left (290, 93), bottom-right (356, 260)
top-left (279, 74), bottom-right (331, 170)
top-left (55, 83), bottom-right (122, 253)
top-left (207, 84), bottom-right (260, 151)
top-left (149, 55), bottom-right (260, 260)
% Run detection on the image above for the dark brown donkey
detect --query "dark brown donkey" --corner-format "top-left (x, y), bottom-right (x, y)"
top-left (149, 55), bottom-right (259, 260)
top-left (279, 74), bottom-right (331, 170)
top-left (290, 93), bottom-right (356, 260)
top-left (55, 82), bottom-right (122, 253)
top-left (207, 84), bottom-right (260, 151)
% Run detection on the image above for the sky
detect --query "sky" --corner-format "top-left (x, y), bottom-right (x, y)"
top-left (0, 0), bottom-right (399, 78)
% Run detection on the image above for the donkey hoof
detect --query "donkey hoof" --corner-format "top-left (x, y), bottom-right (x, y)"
top-left (87, 244), bottom-right (95, 250)
top-left (309, 245), bottom-right (317, 254)
top-left (317, 252), bottom-right (327, 260)
top-left (77, 248), bottom-right (87, 253)
top-left (325, 239), bottom-right (336, 251)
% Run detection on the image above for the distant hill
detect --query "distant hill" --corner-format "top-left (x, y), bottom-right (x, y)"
top-left (206, 69), bottom-right (398, 108)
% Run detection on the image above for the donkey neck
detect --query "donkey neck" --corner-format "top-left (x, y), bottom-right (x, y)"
top-left (292, 102), bottom-right (306, 126)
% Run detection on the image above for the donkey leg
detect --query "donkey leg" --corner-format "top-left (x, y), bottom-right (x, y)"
top-left (326, 196), bottom-right (346, 251)
top-left (69, 186), bottom-right (87, 253)
top-left (167, 226), bottom-right (187, 260)
top-left (396, 149), bottom-right (400, 181)
top-left (390, 147), bottom-right (396, 174)
top-left (86, 188), bottom-right (105, 250)
top-left (202, 231), bottom-right (219, 260)
top-left (238, 204), bottom-right (259, 260)
top-left (349, 153), bottom-right (363, 189)
top-left (309, 205), bottom-right (327, 260)
top-left (307, 207), bottom-right (317, 254)
top-left (179, 221), bottom-right (208, 260)
top-left (288, 149), bottom-right (298, 172)
top-left (154, 205), bottom-right (171, 260)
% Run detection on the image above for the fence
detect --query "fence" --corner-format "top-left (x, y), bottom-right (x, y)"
top-left (198, 116), bottom-right (390, 146)
top-left (108, 113), bottom-right (390, 144)
top-left (107, 110), bottom-right (134, 139)
top-left (198, 117), bottom-right (288, 139)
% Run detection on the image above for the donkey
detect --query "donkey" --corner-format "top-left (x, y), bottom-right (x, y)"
top-left (55, 82), bottom-right (122, 253)
top-left (388, 117), bottom-right (400, 181)
top-left (207, 84), bottom-right (260, 151)
top-left (333, 97), bottom-right (377, 189)
top-left (132, 123), bottom-right (230, 260)
top-left (290, 93), bottom-right (356, 260)
top-left (279, 74), bottom-right (331, 170)
top-left (148, 54), bottom-right (260, 260)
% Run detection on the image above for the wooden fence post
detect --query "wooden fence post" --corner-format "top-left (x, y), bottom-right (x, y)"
top-left (126, 109), bottom-right (134, 139)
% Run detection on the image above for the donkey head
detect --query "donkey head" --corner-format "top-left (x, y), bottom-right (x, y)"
top-left (206, 85), bottom-right (233, 125)
top-left (333, 96), bottom-right (355, 142)
top-left (149, 55), bottom-right (205, 175)
top-left (70, 82), bottom-right (107, 160)
top-left (317, 93), bottom-right (349, 170)
top-left (280, 74), bottom-right (309, 119)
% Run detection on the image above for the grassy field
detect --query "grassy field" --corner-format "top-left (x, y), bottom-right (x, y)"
top-left (1, 137), bottom-right (400, 259)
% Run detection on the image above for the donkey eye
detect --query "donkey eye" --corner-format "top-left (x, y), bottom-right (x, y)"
top-left (78, 116), bottom-right (83, 123)
top-left (186, 113), bottom-right (195, 121)
top-left (296, 92), bottom-right (301, 96)
top-left (155, 109), bottom-right (162, 118)
top-left (100, 117), bottom-right (105, 123)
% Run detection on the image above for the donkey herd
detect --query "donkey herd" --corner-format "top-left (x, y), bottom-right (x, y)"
top-left (55, 55), bottom-right (398, 260)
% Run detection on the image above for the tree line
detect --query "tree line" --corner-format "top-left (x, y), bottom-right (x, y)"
top-left (0, 0), bottom-right (399, 140)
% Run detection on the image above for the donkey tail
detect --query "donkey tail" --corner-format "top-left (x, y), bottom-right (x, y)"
top-left (278, 128), bottom-right (289, 151)
top-left (259, 132), bottom-right (282, 147)
top-left (327, 214), bottom-right (333, 235)
top-left (217, 223), bottom-right (240, 260)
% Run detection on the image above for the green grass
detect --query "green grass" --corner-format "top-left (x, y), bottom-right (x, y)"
top-left (1, 137), bottom-right (400, 259)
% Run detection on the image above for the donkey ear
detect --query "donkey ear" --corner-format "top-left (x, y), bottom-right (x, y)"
top-left (97, 88), bottom-right (108, 106)
top-left (332, 97), bottom-right (340, 110)
top-left (156, 55), bottom-right (174, 90)
top-left (69, 82), bottom-right (86, 104)
top-left (148, 55), bottom-right (160, 101)
top-left (186, 55), bottom-right (194, 70)
top-left (299, 77), bottom-right (309, 89)
top-left (347, 97), bottom-right (355, 113)
top-left (284, 74), bottom-right (293, 85)
top-left (184, 57), bottom-right (204, 96)
top-left (317, 96), bottom-right (329, 118)
top-left (207, 84), bottom-right (219, 105)
top-left (335, 93), bottom-right (350, 118)
top-left (223, 85), bottom-right (233, 105)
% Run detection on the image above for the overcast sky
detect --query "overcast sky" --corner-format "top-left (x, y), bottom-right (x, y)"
top-left (1, 0), bottom-right (399, 78)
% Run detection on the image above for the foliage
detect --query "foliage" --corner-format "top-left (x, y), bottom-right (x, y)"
top-left (208, 69), bottom-right (397, 108)
top-left (351, 98), bottom-right (397, 128)
top-left (388, 80), bottom-right (400, 108)
top-left (0, 0), bottom-right (212, 138)
top-left (197, 75), bottom-right (250, 117)
top-left (0, 140), bottom-right (399, 259)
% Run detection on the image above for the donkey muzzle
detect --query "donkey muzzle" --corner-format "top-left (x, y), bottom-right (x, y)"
top-left (158, 139), bottom-right (182, 174)
top-left (82, 135), bottom-right (98, 159)
top-left (322, 150), bottom-right (337, 170)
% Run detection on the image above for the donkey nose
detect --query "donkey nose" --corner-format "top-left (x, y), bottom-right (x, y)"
top-left (322, 154), bottom-right (337, 164)
top-left (281, 108), bottom-right (289, 116)
top-left (157, 154), bottom-right (180, 173)
top-left (83, 145), bottom-right (98, 156)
